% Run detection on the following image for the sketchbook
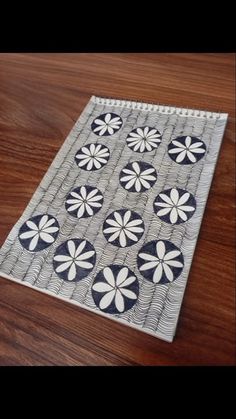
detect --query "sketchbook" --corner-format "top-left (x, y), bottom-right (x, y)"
top-left (0, 96), bottom-right (228, 342)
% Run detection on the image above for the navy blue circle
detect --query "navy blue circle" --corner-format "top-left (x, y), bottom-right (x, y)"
top-left (92, 265), bottom-right (139, 314)
top-left (91, 113), bottom-right (123, 136)
top-left (119, 161), bottom-right (157, 192)
top-left (137, 240), bottom-right (184, 284)
top-left (65, 185), bottom-right (104, 219)
top-left (168, 136), bottom-right (206, 165)
top-left (103, 209), bottom-right (144, 248)
top-left (53, 238), bottom-right (96, 282)
top-left (18, 214), bottom-right (59, 252)
top-left (153, 188), bottom-right (196, 224)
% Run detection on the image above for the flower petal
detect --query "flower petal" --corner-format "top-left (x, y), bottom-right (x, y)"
top-left (39, 232), bottom-right (55, 243)
top-left (124, 229), bottom-right (138, 242)
top-left (114, 212), bottom-right (123, 226)
top-left (146, 129), bottom-right (158, 138)
top-left (176, 150), bottom-right (187, 163)
top-left (115, 289), bottom-right (125, 312)
top-left (172, 140), bottom-right (186, 148)
top-left (39, 215), bottom-right (49, 229)
top-left (93, 159), bottom-right (102, 169)
top-left (75, 260), bottom-right (93, 269)
top-left (164, 250), bottom-right (181, 260)
top-left (77, 204), bottom-right (85, 218)
top-left (85, 203), bottom-right (93, 216)
top-left (163, 263), bottom-right (174, 281)
top-left (156, 241), bottom-right (166, 259)
top-left (159, 193), bottom-right (173, 205)
top-left (103, 267), bottom-right (115, 287)
top-left (76, 250), bottom-right (95, 261)
top-left (88, 194), bottom-right (103, 202)
top-left (20, 230), bottom-right (37, 239)
top-left (139, 178), bottom-right (151, 189)
top-left (138, 253), bottom-right (158, 261)
top-left (141, 168), bottom-right (155, 176)
top-left (170, 188), bottom-right (179, 205)
top-left (99, 290), bottom-right (116, 310)
top-left (140, 261), bottom-right (159, 270)
top-left (120, 288), bottom-right (137, 300)
top-left (29, 234), bottom-right (39, 251)
top-left (92, 282), bottom-right (113, 293)
top-left (177, 192), bottom-right (190, 206)
top-left (189, 141), bottom-right (204, 149)
top-left (155, 202), bottom-right (172, 208)
top-left (141, 175), bottom-right (156, 181)
top-left (153, 264), bottom-right (163, 283)
top-left (126, 226), bottom-right (144, 233)
top-left (107, 126), bottom-right (114, 135)
top-left (190, 148), bottom-right (205, 154)
top-left (43, 226), bottom-right (59, 234)
top-left (70, 191), bottom-right (82, 199)
top-left (137, 128), bottom-right (144, 137)
top-left (54, 255), bottom-right (72, 262)
top-left (126, 219), bottom-right (143, 227)
top-left (56, 260), bottom-right (72, 273)
top-left (119, 276), bottom-right (136, 288)
top-left (105, 113), bottom-right (111, 123)
top-left (119, 230), bottom-right (127, 247)
top-left (124, 178), bottom-right (136, 190)
top-left (103, 227), bottom-right (120, 234)
top-left (178, 205), bottom-right (195, 212)
top-left (177, 208), bottom-right (188, 221)
top-left (156, 207), bottom-right (172, 217)
top-left (98, 126), bottom-right (107, 136)
top-left (86, 188), bottom-right (98, 200)
top-left (185, 136), bottom-right (192, 148)
top-left (68, 263), bottom-right (76, 281)
top-left (132, 162), bottom-right (140, 174)
top-left (120, 175), bottom-right (136, 182)
top-left (123, 210), bottom-right (131, 226)
top-left (79, 186), bottom-right (87, 200)
top-left (165, 260), bottom-right (183, 268)
top-left (43, 218), bottom-right (56, 229)
top-left (170, 207), bottom-right (178, 224)
top-left (68, 240), bottom-right (76, 257)
top-left (26, 220), bottom-right (38, 231)
top-left (75, 240), bottom-right (86, 257)
top-left (135, 178), bottom-right (141, 192)
top-left (187, 151), bottom-right (197, 163)
top-left (105, 219), bottom-right (120, 227)
top-left (94, 119), bottom-right (106, 126)
top-left (68, 203), bottom-right (82, 212)
top-left (116, 267), bottom-right (129, 286)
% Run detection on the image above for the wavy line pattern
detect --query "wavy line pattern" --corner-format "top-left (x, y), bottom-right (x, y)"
top-left (0, 96), bottom-right (228, 342)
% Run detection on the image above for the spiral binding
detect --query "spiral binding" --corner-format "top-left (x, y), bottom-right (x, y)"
top-left (91, 95), bottom-right (225, 119)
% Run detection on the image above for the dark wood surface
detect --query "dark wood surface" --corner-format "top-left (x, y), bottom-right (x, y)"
top-left (0, 53), bottom-right (235, 365)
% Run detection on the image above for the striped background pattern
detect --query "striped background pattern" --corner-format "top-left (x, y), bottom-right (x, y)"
top-left (0, 96), bottom-right (228, 342)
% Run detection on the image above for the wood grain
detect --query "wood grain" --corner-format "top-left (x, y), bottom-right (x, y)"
top-left (0, 53), bottom-right (235, 365)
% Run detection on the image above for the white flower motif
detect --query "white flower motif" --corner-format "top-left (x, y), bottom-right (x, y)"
top-left (120, 161), bottom-right (157, 192)
top-left (154, 188), bottom-right (196, 224)
top-left (92, 266), bottom-right (138, 313)
top-left (103, 210), bottom-right (144, 248)
top-left (75, 143), bottom-right (110, 171)
top-left (126, 126), bottom-right (161, 152)
top-left (53, 239), bottom-right (95, 281)
top-left (19, 214), bottom-right (59, 251)
top-left (92, 113), bottom-right (123, 136)
top-left (65, 186), bottom-right (103, 219)
top-left (138, 240), bottom-right (184, 284)
top-left (168, 136), bottom-right (206, 164)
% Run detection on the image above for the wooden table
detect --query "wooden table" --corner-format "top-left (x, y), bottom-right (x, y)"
top-left (0, 53), bottom-right (235, 365)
